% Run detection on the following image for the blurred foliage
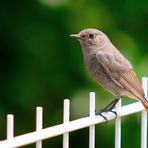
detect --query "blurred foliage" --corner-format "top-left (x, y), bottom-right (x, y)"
top-left (0, 0), bottom-right (148, 147)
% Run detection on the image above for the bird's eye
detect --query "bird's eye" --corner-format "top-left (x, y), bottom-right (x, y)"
top-left (88, 33), bottom-right (95, 38)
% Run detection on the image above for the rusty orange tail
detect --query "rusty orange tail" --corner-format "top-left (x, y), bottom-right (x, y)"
top-left (141, 98), bottom-right (148, 111)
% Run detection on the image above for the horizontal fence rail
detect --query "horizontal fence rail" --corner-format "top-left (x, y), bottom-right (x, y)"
top-left (0, 77), bottom-right (147, 148)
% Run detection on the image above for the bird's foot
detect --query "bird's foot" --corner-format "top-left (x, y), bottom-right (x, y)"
top-left (95, 109), bottom-right (118, 122)
top-left (95, 109), bottom-right (108, 122)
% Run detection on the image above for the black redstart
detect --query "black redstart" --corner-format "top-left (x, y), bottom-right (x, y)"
top-left (70, 28), bottom-right (148, 115)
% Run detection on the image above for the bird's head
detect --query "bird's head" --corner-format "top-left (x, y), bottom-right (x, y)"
top-left (70, 28), bottom-right (109, 51)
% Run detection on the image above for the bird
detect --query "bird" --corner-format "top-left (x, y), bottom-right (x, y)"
top-left (70, 28), bottom-right (148, 116)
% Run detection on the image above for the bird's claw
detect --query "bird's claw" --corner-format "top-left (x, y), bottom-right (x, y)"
top-left (95, 109), bottom-right (118, 122)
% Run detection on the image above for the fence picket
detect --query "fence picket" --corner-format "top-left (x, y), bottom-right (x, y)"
top-left (89, 92), bottom-right (96, 148)
top-left (115, 99), bottom-right (121, 148)
top-left (63, 99), bottom-right (70, 148)
top-left (7, 114), bottom-right (14, 140)
top-left (36, 107), bottom-right (43, 148)
top-left (141, 77), bottom-right (148, 148)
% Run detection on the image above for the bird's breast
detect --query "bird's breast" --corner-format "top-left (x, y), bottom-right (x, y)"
top-left (84, 54), bottom-right (106, 82)
top-left (84, 54), bottom-right (124, 96)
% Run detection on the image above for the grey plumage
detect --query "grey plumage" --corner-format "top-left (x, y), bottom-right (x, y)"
top-left (70, 28), bottom-right (148, 111)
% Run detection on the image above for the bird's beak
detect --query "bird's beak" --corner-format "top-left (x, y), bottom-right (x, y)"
top-left (70, 34), bottom-right (81, 39)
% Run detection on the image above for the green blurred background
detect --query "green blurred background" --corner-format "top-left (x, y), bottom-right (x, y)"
top-left (0, 0), bottom-right (148, 147)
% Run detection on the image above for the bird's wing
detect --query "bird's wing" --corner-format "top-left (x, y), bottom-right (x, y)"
top-left (96, 51), bottom-right (145, 100)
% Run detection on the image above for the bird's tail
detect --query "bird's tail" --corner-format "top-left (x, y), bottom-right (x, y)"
top-left (141, 98), bottom-right (148, 111)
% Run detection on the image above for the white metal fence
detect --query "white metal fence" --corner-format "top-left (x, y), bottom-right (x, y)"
top-left (0, 77), bottom-right (147, 148)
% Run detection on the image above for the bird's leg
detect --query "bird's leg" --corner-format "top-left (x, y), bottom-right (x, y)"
top-left (104, 98), bottom-right (120, 113)
top-left (104, 100), bottom-right (119, 118)
top-left (96, 97), bottom-right (121, 119)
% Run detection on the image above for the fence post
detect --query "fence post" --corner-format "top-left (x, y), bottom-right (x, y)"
top-left (141, 77), bottom-right (148, 148)
top-left (115, 99), bottom-right (121, 148)
top-left (63, 99), bottom-right (70, 148)
top-left (36, 107), bottom-right (43, 148)
top-left (89, 92), bottom-right (96, 148)
top-left (7, 114), bottom-right (14, 140)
